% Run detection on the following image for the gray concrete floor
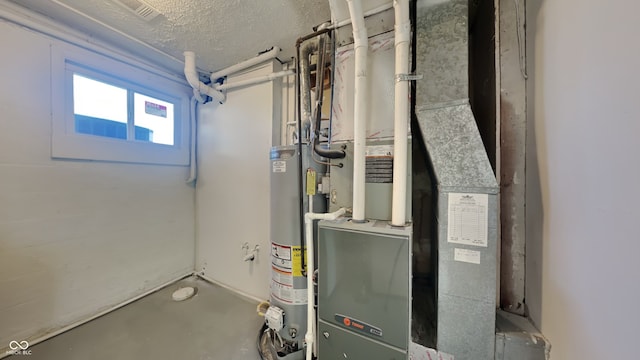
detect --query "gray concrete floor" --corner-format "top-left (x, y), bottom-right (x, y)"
top-left (20, 277), bottom-right (264, 360)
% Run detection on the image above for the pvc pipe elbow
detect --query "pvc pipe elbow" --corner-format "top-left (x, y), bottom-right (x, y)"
top-left (183, 51), bottom-right (226, 104)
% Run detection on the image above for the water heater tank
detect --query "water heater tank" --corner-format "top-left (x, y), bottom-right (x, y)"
top-left (268, 144), bottom-right (326, 358)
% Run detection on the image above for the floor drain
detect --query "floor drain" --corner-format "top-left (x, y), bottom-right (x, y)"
top-left (172, 286), bottom-right (197, 301)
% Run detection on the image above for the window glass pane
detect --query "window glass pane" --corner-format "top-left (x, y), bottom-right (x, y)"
top-left (73, 74), bottom-right (128, 139)
top-left (133, 93), bottom-right (174, 145)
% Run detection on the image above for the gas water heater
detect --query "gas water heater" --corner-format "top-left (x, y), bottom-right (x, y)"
top-left (263, 144), bottom-right (326, 359)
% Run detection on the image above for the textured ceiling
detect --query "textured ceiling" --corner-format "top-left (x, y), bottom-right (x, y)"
top-left (9, 0), bottom-right (333, 75)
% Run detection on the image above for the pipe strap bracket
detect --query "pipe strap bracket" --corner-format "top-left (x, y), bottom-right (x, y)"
top-left (396, 73), bottom-right (423, 82)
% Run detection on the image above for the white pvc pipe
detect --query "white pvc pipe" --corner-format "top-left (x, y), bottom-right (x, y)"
top-left (186, 94), bottom-right (199, 184)
top-left (335, 2), bottom-right (395, 28)
top-left (391, 0), bottom-right (410, 226)
top-left (183, 51), bottom-right (226, 103)
top-left (214, 69), bottom-right (294, 91)
top-left (304, 207), bottom-right (346, 360)
top-left (346, 0), bottom-right (368, 222)
top-left (210, 46), bottom-right (281, 81)
top-left (328, 0), bottom-right (340, 24)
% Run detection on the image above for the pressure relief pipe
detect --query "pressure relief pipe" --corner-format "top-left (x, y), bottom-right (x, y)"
top-left (391, 0), bottom-right (410, 227)
top-left (183, 51), bottom-right (226, 104)
top-left (346, 0), bottom-right (368, 222)
top-left (304, 207), bottom-right (346, 360)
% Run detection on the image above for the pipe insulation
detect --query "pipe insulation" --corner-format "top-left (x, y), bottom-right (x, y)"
top-left (304, 207), bottom-right (347, 360)
top-left (214, 69), bottom-right (294, 91)
top-left (183, 51), bottom-right (225, 103)
top-left (299, 41), bottom-right (318, 136)
top-left (210, 46), bottom-right (281, 82)
top-left (346, 0), bottom-right (368, 222)
top-left (312, 34), bottom-right (346, 160)
top-left (391, 0), bottom-right (410, 226)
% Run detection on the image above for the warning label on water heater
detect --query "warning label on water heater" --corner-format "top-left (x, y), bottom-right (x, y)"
top-left (270, 242), bottom-right (307, 304)
top-left (271, 243), bottom-right (292, 271)
top-left (271, 281), bottom-right (307, 305)
top-left (291, 246), bottom-right (306, 277)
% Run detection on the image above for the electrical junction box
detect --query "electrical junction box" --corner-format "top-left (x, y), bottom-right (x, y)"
top-left (318, 219), bottom-right (412, 359)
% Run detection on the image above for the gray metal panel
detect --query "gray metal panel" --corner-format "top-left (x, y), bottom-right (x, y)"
top-left (318, 220), bottom-right (412, 350)
top-left (319, 321), bottom-right (407, 360)
top-left (435, 192), bottom-right (498, 360)
top-left (495, 335), bottom-right (549, 360)
top-left (318, 218), bottom-right (412, 238)
top-left (416, 103), bottom-right (498, 192)
top-left (437, 293), bottom-right (495, 360)
top-left (414, 2), bottom-right (500, 360)
top-left (416, 0), bottom-right (470, 107)
top-left (494, 310), bottom-right (551, 360)
top-left (437, 193), bottom-right (498, 302)
top-left (327, 140), bottom-right (412, 222)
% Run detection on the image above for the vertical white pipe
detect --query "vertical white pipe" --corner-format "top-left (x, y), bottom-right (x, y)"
top-left (304, 208), bottom-right (346, 360)
top-left (186, 95), bottom-right (198, 184)
top-left (328, 0), bottom-right (340, 24)
top-left (391, 0), bottom-right (411, 227)
top-left (346, 0), bottom-right (368, 222)
top-left (304, 214), bottom-right (314, 360)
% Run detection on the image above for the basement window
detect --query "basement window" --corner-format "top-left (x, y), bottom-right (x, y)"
top-left (72, 74), bottom-right (174, 145)
top-left (51, 44), bottom-right (190, 165)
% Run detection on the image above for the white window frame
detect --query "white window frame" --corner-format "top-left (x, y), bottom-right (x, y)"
top-left (51, 44), bottom-right (191, 165)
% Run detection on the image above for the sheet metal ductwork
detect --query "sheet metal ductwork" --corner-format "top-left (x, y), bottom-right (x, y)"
top-left (415, 0), bottom-right (499, 359)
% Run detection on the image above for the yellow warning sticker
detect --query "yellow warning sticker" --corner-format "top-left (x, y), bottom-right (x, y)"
top-left (306, 169), bottom-right (316, 196)
top-left (291, 246), bottom-right (307, 277)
